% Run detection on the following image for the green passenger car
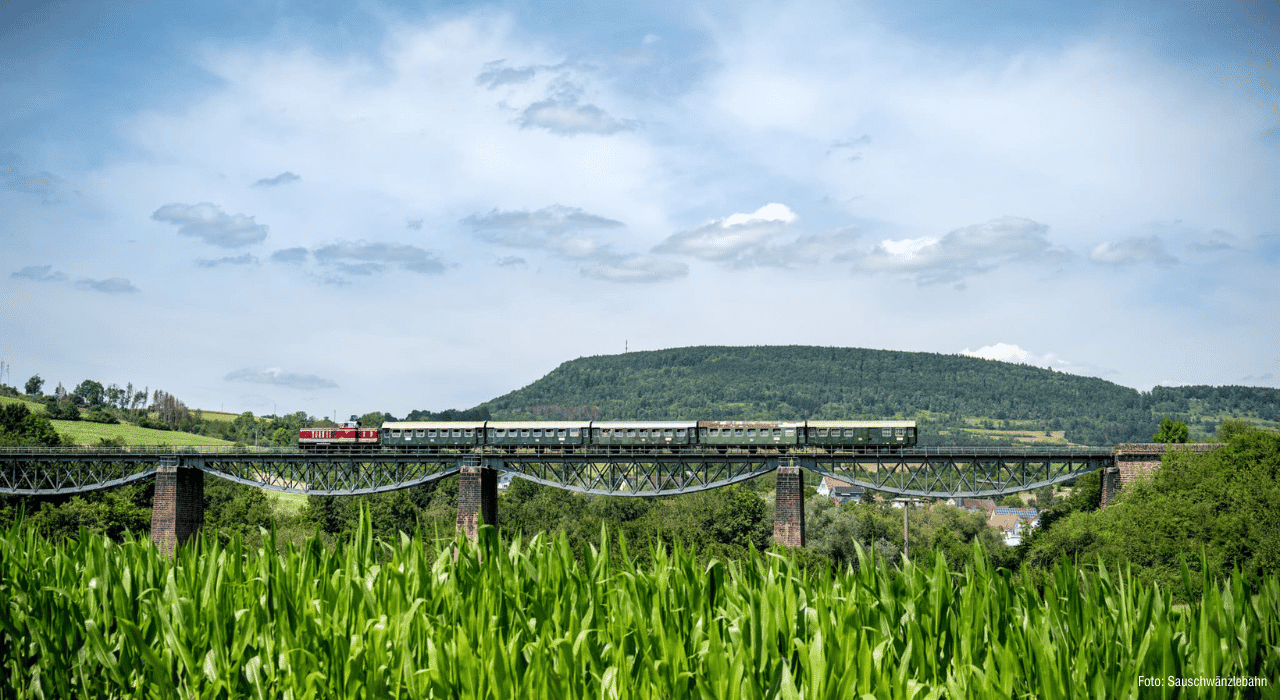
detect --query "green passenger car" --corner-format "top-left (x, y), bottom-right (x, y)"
top-left (697, 421), bottom-right (803, 446)
top-left (591, 421), bottom-right (697, 447)
top-left (804, 420), bottom-right (916, 447)
top-left (486, 421), bottom-right (590, 447)
top-left (381, 421), bottom-right (485, 447)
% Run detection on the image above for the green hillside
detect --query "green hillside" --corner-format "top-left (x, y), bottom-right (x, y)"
top-left (470, 346), bottom-right (1279, 445)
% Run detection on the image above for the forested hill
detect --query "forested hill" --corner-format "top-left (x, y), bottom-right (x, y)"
top-left (466, 346), bottom-right (1278, 446)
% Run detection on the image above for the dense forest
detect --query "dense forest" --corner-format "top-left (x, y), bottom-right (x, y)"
top-left (460, 346), bottom-right (1278, 445)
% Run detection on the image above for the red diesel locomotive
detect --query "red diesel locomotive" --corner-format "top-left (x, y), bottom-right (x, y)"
top-left (297, 416), bottom-right (379, 451)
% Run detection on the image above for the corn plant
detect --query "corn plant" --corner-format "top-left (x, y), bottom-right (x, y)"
top-left (1, 513), bottom-right (1277, 698)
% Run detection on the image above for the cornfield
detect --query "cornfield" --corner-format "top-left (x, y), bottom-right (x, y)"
top-left (1, 515), bottom-right (1277, 699)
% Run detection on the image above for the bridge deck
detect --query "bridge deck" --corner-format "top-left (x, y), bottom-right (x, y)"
top-left (0, 445), bottom-right (1115, 498)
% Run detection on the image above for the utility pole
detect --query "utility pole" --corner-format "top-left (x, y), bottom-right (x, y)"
top-left (903, 501), bottom-right (909, 560)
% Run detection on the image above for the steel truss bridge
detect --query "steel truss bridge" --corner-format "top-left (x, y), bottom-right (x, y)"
top-left (0, 446), bottom-right (1115, 498)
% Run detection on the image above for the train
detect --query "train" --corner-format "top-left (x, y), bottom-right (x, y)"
top-left (299, 418), bottom-right (917, 452)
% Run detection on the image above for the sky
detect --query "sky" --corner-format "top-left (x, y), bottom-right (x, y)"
top-left (2, 0), bottom-right (1278, 420)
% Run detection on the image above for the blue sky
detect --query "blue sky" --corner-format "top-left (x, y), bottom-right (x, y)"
top-left (2, 0), bottom-right (1278, 419)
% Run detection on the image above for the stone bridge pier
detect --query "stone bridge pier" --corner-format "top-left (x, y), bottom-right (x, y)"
top-left (151, 463), bottom-right (204, 555)
top-left (1102, 443), bottom-right (1222, 507)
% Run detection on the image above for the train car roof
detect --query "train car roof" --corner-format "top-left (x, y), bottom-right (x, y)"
top-left (382, 421), bottom-right (487, 430)
top-left (486, 421), bottom-right (592, 429)
top-left (805, 420), bottom-right (916, 428)
top-left (592, 421), bottom-right (698, 429)
top-left (697, 420), bottom-right (804, 428)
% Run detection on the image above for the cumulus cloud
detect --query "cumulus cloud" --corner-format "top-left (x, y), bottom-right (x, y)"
top-left (855, 217), bottom-right (1070, 286)
top-left (251, 171), bottom-right (300, 188)
top-left (517, 97), bottom-right (640, 136)
top-left (270, 247), bottom-right (309, 264)
top-left (151, 202), bottom-right (269, 248)
top-left (0, 153), bottom-right (74, 204)
top-left (654, 203), bottom-right (799, 263)
top-left (465, 205), bottom-right (625, 260)
top-left (581, 255), bottom-right (688, 283)
top-left (475, 59), bottom-right (541, 88)
top-left (196, 254), bottom-right (258, 268)
top-left (1089, 236), bottom-right (1179, 266)
top-left (224, 367), bottom-right (338, 390)
top-left (76, 278), bottom-right (139, 294)
top-left (312, 241), bottom-right (446, 275)
top-left (10, 265), bottom-right (67, 282)
top-left (961, 343), bottom-right (1112, 377)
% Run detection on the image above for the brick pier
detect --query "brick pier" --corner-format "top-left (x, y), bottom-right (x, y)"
top-left (456, 464), bottom-right (498, 541)
top-left (772, 466), bottom-right (805, 548)
top-left (151, 464), bottom-right (204, 555)
top-left (1102, 443), bottom-right (1222, 507)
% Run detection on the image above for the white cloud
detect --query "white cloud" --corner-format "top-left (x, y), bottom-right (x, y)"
top-left (1089, 236), bottom-right (1178, 266)
top-left (856, 217), bottom-right (1070, 285)
top-left (10, 265), bottom-right (67, 282)
top-left (196, 254), bottom-right (258, 268)
top-left (252, 171), bottom-right (300, 188)
top-left (224, 367), bottom-right (338, 390)
top-left (311, 241), bottom-right (447, 276)
top-left (151, 202), bottom-right (269, 248)
top-left (654, 203), bottom-right (799, 263)
top-left (465, 205), bottom-right (626, 260)
top-left (960, 343), bottom-right (1112, 378)
top-left (76, 277), bottom-right (139, 294)
top-left (580, 255), bottom-right (687, 283)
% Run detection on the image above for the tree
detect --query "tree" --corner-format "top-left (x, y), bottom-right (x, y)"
top-left (24, 375), bottom-right (44, 396)
top-left (72, 380), bottom-right (106, 408)
top-left (1152, 417), bottom-right (1189, 444)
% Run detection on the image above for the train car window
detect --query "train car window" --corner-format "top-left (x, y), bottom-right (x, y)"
top-left (818, 428), bottom-right (828, 437)
top-left (532, 429), bottom-right (542, 437)
top-left (773, 428), bottom-right (782, 437)
top-left (452, 429), bottom-right (460, 437)
top-left (676, 429), bottom-right (686, 437)
top-left (664, 429), bottom-right (673, 437)
top-left (570, 429), bottom-right (579, 437)
top-left (557, 429), bottom-right (566, 437)
top-left (427, 429), bottom-right (436, 437)
top-left (735, 428), bottom-right (744, 436)
top-left (785, 428), bottom-right (795, 436)
top-left (465, 429), bottom-right (474, 437)
top-left (521, 429), bottom-right (530, 437)
top-left (592, 429), bottom-right (600, 437)
top-left (907, 428), bottom-right (915, 437)
top-left (392, 430), bottom-right (401, 437)
top-left (627, 429), bottom-right (637, 437)
top-left (487, 429), bottom-right (495, 438)
top-left (699, 428), bottom-right (708, 437)
top-left (882, 428), bottom-right (892, 437)
top-left (416, 430), bottom-right (424, 437)
top-left (895, 428), bottom-right (905, 437)
top-left (747, 429), bottom-right (757, 437)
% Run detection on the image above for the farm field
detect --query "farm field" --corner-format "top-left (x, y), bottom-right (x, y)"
top-left (1, 517), bottom-right (1275, 699)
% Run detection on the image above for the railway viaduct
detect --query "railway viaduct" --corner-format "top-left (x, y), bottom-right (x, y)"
top-left (0, 443), bottom-right (1213, 553)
